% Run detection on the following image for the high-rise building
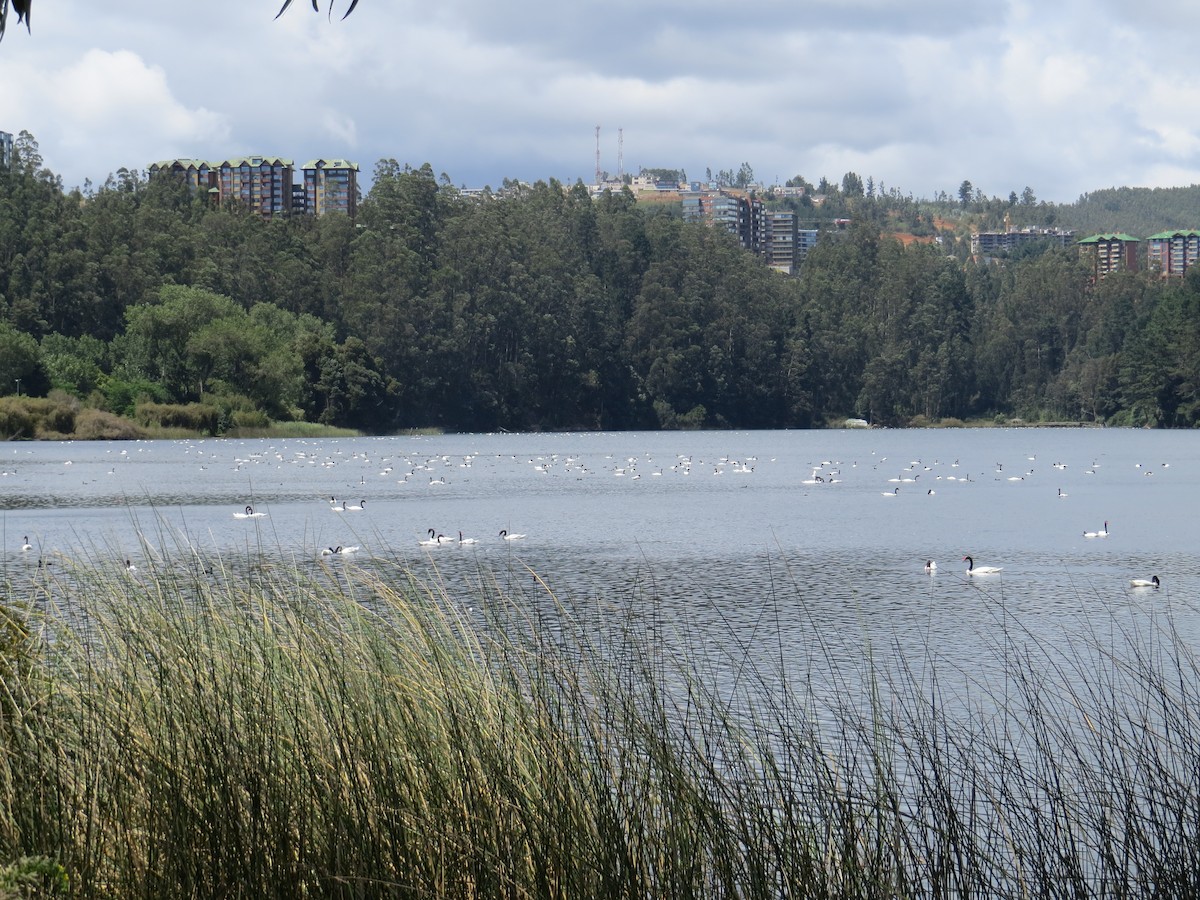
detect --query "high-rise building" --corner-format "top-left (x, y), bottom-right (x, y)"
top-left (763, 210), bottom-right (797, 274)
top-left (971, 227), bottom-right (1075, 257)
top-left (0, 130), bottom-right (13, 171)
top-left (216, 156), bottom-right (293, 219)
top-left (1145, 230), bottom-right (1200, 277)
top-left (150, 156), bottom-right (293, 218)
top-left (300, 159), bottom-right (359, 216)
top-left (1077, 233), bottom-right (1140, 279)
top-left (681, 189), bottom-right (764, 254)
top-left (151, 155), bottom-right (357, 218)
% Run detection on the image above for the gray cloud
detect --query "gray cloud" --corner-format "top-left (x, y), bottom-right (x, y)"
top-left (0, 0), bottom-right (1196, 202)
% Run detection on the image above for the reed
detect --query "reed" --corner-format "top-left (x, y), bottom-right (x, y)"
top-left (1, 553), bottom-right (1199, 897)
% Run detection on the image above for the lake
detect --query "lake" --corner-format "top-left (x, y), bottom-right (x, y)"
top-left (2, 427), bottom-right (1198, 709)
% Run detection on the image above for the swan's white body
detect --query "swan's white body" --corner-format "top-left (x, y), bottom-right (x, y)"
top-left (1130, 575), bottom-right (1160, 589)
top-left (963, 555), bottom-right (1002, 575)
top-left (419, 529), bottom-right (448, 547)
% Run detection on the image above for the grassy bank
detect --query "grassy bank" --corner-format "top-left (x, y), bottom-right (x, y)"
top-left (1, 554), bottom-right (1198, 897)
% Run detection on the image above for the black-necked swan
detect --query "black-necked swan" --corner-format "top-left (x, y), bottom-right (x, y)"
top-left (457, 531), bottom-right (477, 545)
top-left (234, 505), bottom-right (265, 519)
top-left (1083, 521), bottom-right (1108, 538)
top-left (20, 536), bottom-right (31, 552)
top-left (963, 555), bottom-right (1002, 575)
top-left (1130, 575), bottom-right (1160, 589)
top-left (924, 560), bottom-right (937, 574)
top-left (499, 529), bottom-right (526, 540)
top-left (419, 528), bottom-right (447, 547)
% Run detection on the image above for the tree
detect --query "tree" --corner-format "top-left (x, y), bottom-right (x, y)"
top-left (958, 180), bottom-right (974, 208)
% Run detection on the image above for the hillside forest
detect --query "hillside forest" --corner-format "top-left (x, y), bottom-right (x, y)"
top-left (2, 130), bottom-right (1199, 436)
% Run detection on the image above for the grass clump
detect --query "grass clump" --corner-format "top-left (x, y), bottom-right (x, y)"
top-left (1, 555), bottom-right (1200, 897)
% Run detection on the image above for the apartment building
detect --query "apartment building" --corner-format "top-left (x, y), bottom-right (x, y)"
top-left (0, 130), bottom-right (12, 171)
top-left (150, 155), bottom-right (357, 219)
top-left (763, 210), bottom-right (797, 274)
top-left (1077, 233), bottom-right (1140, 279)
top-left (971, 227), bottom-right (1075, 257)
top-left (299, 159), bottom-right (359, 217)
top-left (1145, 230), bottom-right (1200, 277)
top-left (682, 189), bottom-right (765, 254)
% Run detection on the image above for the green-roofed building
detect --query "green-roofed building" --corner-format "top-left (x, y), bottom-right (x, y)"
top-left (1077, 233), bottom-right (1140, 280)
top-left (150, 156), bottom-right (294, 219)
top-left (1146, 229), bottom-right (1200, 277)
top-left (299, 158), bottom-right (360, 217)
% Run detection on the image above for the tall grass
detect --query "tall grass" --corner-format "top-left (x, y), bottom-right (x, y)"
top-left (1, 553), bottom-right (1199, 897)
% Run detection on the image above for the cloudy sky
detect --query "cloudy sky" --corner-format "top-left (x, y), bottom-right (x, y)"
top-left (0, 0), bottom-right (1197, 202)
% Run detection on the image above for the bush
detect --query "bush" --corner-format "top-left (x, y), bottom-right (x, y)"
top-left (0, 399), bottom-right (36, 440)
top-left (230, 408), bottom-right (269, 429)
top-left (133, 402), bottom-right (219, 434)
top-left (0, 396), bottom-right (78, 440)
top-left (71, 409), bottom-right (145, 440)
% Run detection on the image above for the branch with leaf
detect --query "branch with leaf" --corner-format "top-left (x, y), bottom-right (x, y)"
top-left (0, 1), bottom-right (360, 44)
top-left (276, 1), bottom-right (360, 19)
top-left (0, 0), bottom-right (31, 43)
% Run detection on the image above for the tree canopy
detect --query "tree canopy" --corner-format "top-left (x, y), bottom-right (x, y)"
top-left (1, 135), bottom-right (1198, 435)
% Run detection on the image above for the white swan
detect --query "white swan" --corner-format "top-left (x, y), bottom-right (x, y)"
top-left (963, 555), bottom-right (1002, 575)
top-left (499, 529), bottom-right (526, 540)
top-left (233, 505), bottom-right (266, 519)
top-left (924, 560), bottom-right (937, 574)
top-left (419, 528), bottom-right (447, 547)
top-left (1130, 575), bottom-right (1160, 589)
top-left (1083, 521), bottom-right (1108, 539)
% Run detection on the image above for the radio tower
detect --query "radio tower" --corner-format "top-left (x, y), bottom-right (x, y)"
top-left (595, 125), bottom-right (601, 186)
top-left (617, 128), bottom-right (624, 182)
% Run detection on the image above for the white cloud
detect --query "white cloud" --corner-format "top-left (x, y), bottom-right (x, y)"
top-left (3, 0), bottom-right (1200, 200)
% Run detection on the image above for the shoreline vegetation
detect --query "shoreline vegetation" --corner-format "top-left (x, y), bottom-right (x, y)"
top-left (0, 392), bottom-right (1110, 441)
top-left (1, 547), bottom-right (1197, 896)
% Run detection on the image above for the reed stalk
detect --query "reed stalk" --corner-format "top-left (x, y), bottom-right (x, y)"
top-left (0, 551), bottom-right (1198, 897)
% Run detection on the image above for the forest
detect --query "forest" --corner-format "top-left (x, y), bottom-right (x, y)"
top-left (2, 129), bottom-right (1199, 436)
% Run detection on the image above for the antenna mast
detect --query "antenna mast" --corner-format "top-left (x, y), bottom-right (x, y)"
top-left (595, 125), bottom-right (601, 185)
top-left (617, 127), bottom-right (624, 181)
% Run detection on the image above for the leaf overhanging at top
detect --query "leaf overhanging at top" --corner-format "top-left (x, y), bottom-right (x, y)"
top-left (276, 0), bottom-right (358, 19)
top-left (0, 0), bottom-right (32, 44)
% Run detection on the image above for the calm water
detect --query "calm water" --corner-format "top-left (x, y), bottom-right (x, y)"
top-left (2, 427), bottom-right (1198, 705)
